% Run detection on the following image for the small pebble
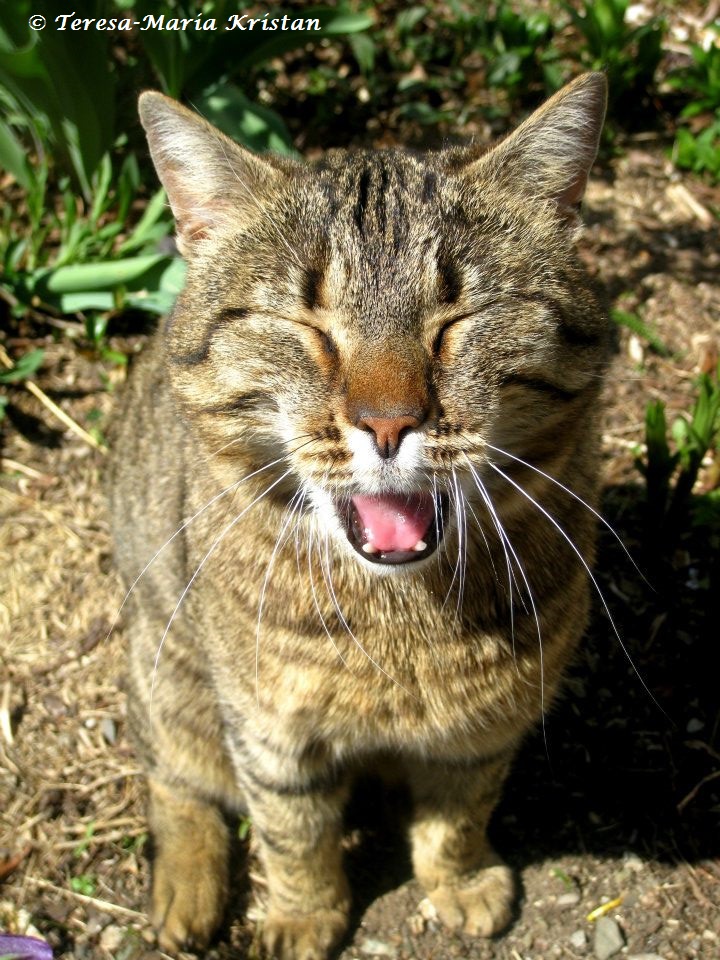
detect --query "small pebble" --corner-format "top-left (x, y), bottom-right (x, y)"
top-left (557, 891), bottom-right (581, 907)
top-left (417, 898), bottom-right (438, 921)
top-left (621, 852), bottom-right (644, 872)
top-left (593, 915), bottom-right (625, 960)
top-left (100, 717), bottom-right (117, 744)
top-left (570, 928), bottom-right (587, 949)
top-left (359, 938), bottom-right (397, 957)
top-left (627, 955), bottom-right (666, 960)
top-left (100, 926), bottom-right (124, 952)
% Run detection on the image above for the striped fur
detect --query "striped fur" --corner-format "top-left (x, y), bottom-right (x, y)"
top-left (108, 74), bottom-right (610, 959)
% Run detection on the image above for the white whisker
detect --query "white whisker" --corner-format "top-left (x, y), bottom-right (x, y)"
top-left (307, 516), bottom-right (352, 670)
top-left (150, 468), bottom-right (293, 708)
top-left (255, 488), bottom-right (307, 705)
top-left (464, 456), bottom-right (545, 734)
top-left (487, 459), bottom-right (663, 713)
top-left (109, 437), bottom-right (319, 643)
top-left (315, 516), bottom-right (416, 698)
top-left (462, 457), bottom-right (520, 656)
top-left (486, 442), bottom-right (649, 586)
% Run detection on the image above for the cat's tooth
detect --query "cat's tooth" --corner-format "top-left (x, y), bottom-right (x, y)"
top-left (413, 540), bottom-right (427, 552)
top-left (362, 542), bottom-right (379, 554)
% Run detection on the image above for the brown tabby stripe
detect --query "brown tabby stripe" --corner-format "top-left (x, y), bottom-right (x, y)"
top-left (252, 825), bottom-right (298, 858)
top-left (421, 171), bottom-right (437, 202)
top-left (352, 158), bottom-right (409, 252)
top-left (234, 755), bottom-right (343, 799)
top-left (200, 391), bottom-right (275, 416)
top-left (500, 375), bottom-right (583, 402)
top-left (170, 308), bottom-right (250, 366)
top-left (557, 319), bottom-right (604, 348)
top-left (436, 252), bottom-right (463, 305)
top-left (533, 294), bottom-right (604, 348)
top-left (302, 267), bottom-right (325, 311)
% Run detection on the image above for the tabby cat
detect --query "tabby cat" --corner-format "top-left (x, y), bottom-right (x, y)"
top-left (109, 72), bottom-right (611, 960)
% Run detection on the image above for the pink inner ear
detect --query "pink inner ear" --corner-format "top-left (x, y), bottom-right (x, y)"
top-left (557, 171), bottom-right (589, 209)
top-left (177, 216), bottom-right (209, 243)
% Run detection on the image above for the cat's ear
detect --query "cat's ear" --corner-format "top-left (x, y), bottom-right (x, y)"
top-left (138, 92), bottom-right (287, 255)
top-left (468, 72), bottom-right (607, 218)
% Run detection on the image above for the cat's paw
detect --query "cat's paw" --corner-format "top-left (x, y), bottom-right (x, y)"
top-left (151, 857), bottom-right (226, 953)
top-left (262, 907), bottom-right (348, 960)
top-left (427, 862), bottom-right (516, 937)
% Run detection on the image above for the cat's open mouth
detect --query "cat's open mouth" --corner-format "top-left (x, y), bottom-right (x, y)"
top-left (337, 492), bottom-right (448, 565)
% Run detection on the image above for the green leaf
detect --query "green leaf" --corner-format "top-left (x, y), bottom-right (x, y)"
top-left (0, 348), bottom-right (44, 383)
top-left (0, 117), bottom-right (34, 189)
top-left (611, 308), bottom-right (670, 356)
top-left (0, 6), bottom-right (116, 197)
top-left (238, 8), bottom-right (373, 70)
top-left (118, 189), bottom-right (171, 255)
top-left (195, 83), bottom-right (295, 154)
top-left (89, 153), bottom-right (113, 225)
top-left (35, 254), bottom-right (168, 295)
top-left (58, 292), bottom-right (115, 313)
top-left (348, 32), bottom-right (376, 75)
top-left (396, 6), bottom-right (428, 36)
top-left (70, 874), bottom-right (96, 896)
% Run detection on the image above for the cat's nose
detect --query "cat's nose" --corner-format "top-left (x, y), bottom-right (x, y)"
top-left (356, 412), bottom-right (424, 459)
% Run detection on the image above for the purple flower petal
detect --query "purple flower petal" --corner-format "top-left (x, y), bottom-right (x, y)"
top-left (0, 935), bottom-right (53, 960)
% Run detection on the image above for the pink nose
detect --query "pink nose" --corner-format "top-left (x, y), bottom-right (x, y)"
top-left (356, 413), bottom-right (422, 459)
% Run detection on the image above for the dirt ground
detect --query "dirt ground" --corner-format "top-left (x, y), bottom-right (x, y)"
top-left (2, 134), bottom-right (720, 960)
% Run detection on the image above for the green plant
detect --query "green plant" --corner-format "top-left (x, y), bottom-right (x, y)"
top-left (0, 1), bottom-right (118, 199)
top-left (69, 874), bottom-right (97, 896)
top-left (0, 0), bottom-right (372, 334)
top-left (72, 822), bottom-right (96, 859)
top-left (482, 5), bottom-right (561, 94)
top-left (668, 33), bottom-right (720, 117)
top-left (562, 0), bottom-right (663, 105)
top-left (612, 307), bottom-right (670, 357)
top-left (673, 119), bottom-right (720, 179)
top-left (636, 368), bottom-right (720, 540)
top-left (669, 34), bottom-right (720, 180)
top-left (0, 347), bottom-right (45, 420)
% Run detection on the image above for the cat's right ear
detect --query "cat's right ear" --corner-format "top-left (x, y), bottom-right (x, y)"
top-left (138, 92), bottom-right (287, 256)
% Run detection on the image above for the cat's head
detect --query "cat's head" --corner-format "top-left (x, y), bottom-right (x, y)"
top-left (139, 73), bottom-right (610, 573)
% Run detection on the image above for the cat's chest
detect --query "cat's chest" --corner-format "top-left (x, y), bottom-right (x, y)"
top-left (210, 601), bottom-right (533, 759)
top-left (193, 489), bottom-right (537, 755)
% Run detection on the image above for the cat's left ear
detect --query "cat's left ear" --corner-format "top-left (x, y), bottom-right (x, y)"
top-left (467, 72), bottom-right (607, 220)
top-left (138, 91), bottom-right (292, 256)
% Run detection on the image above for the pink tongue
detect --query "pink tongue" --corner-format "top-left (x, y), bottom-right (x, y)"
top-left (352, 493), bottom-right (435, 552)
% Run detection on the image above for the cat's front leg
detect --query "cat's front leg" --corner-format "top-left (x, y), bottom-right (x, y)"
top-left (408, 750), bottom-right (517, 937)
top-left (148, 778), bottom-right (230, 952)
top-left (233, 735), bottom-right (351, 960)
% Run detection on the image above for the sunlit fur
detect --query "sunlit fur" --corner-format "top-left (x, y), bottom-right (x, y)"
top-left (108, 73), bottom-right (612, 959)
